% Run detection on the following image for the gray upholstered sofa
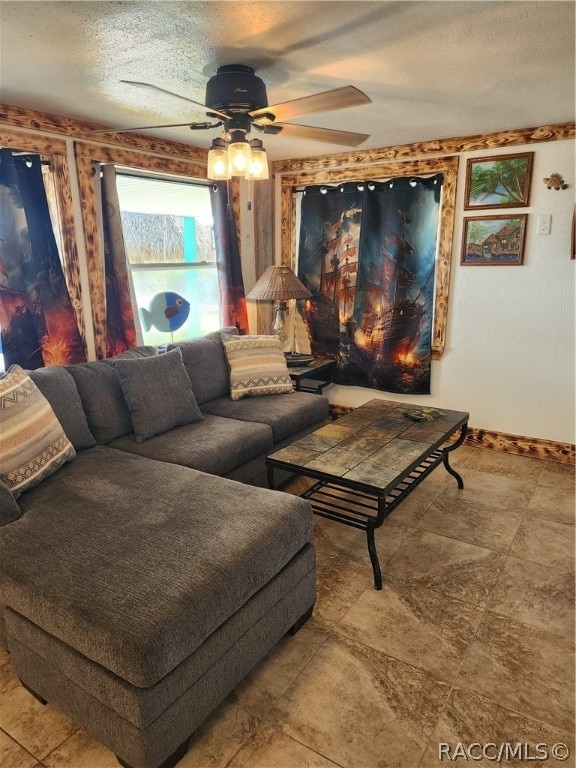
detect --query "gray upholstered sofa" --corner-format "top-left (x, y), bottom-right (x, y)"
top-left (0, 331), bottom-right (329, 768)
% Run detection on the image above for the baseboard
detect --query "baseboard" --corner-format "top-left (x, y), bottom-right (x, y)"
top-left (465, 427), bottom-right (574, 465)
top-left (329, 405), bottom-right (575, 465)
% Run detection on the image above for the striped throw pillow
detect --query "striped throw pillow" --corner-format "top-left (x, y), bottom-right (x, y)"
top-left (221, 334), bottom-right (293, 400)
top-left (0, 365), bottom-right (76, 497)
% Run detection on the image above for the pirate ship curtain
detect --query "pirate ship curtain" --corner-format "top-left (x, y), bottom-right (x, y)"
top-left (297, 175), bottom-right (443, 395)
top-left (0, 149), bottom-right (86, 369)
top-left (100, 165), bottom-right (140, 357)
top-left (209, 182), bottom-right (249, 334)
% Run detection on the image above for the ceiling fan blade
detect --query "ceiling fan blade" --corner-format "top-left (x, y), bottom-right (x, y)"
top-left (89, 122), bottom-right (209, 135)
top-left (264, 122), bottom-right (369, 147)
top-left (250, 86), bottom-right (370, 122)
top-left (120, 80), bottom-right (230, 121)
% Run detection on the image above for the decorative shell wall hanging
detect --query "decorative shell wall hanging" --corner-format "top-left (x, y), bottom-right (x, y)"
top-left (543, 173), bottom-right (568, 190)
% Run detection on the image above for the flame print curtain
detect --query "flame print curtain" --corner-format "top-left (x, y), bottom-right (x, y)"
top-left (209, 182), bottom-right (249, 334)
top-left (100, 165), bottom-right (139, 357)
top-left (0, 150), bottom-right (86, 369)
top-left (297, 175), bottom-right (443, 395)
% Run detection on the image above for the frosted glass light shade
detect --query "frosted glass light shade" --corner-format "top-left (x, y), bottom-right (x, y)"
top-left (247, 143), bottom-right (269, 180)
top-left (207, 145), bottom-right (229, 180)
top-left (228, 141), bottom-right (252, 175)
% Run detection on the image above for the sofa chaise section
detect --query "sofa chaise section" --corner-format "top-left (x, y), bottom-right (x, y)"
top-left (1, 446), bottom-right (316, 768)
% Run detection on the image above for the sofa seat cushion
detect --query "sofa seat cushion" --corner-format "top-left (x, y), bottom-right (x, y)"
top-left (201, 392), bottom-right (330, 442)
top-left (109, 414), bottom-right (272, 475)
top-left (0, 446), bottom-right (313, 688)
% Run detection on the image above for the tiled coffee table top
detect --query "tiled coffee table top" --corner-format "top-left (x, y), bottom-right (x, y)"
top-left (268, 399), bottom-right (468, 492)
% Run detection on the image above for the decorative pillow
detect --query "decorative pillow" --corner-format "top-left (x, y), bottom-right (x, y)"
top-left (220, 333), bottom-right (293, 401)
top-left (115, 348), bottom-right (204, 442)
top-left (0, 479), bottom-right (21, 526)
top-left (0, 365), bottom-right (76, 497)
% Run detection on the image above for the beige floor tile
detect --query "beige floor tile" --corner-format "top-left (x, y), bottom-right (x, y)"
top-left (0, 728), bottom-right (38, 768)
top-left (488, 555), bottom-right (575, 637)
top-left (338, 578), bottom-right (483, 680)
top-left (509, 516), bottom-right (575, 569)
top-left (43, 728), bottom-right (118, 768)
top-left (228, 620), bottom-right (328, 716)
top-left (179, 701), bottom-right (258, 768)
top-left (422, 687), bottom-right (575, 767)
top-left (277, 633), bottom-right (450, 768)
top-left (385, 529), bottom-right (506, 607)
top-left (383, 482), bottom-right (441, 528)
top-left (0, 663), bottom-right (78, 760)
top-left (527, 484), bottom-right (575, 526)
top-left (228, 727), bottom-right (342, 768)
top-left (538, 461), bottom-right (575, 492)
top-left (441, 467), bottom-right (534, 511)
top-left (461, 449), bottom-right (544, 481)
top-left (0, 648), bottom-right (10, 668)
top-left (457, 613), bottom-right (575, 732)
top-left (418, 494), bottom-right (525, 551)
top-left (312, 518), bottom-right (414, 624)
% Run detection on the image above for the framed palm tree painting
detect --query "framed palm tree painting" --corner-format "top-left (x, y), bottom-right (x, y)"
top-left (464, 153), bottom-right (533, 210)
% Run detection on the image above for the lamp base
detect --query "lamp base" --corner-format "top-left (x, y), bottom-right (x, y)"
top-left (271, 301), bottom-right (288, 336)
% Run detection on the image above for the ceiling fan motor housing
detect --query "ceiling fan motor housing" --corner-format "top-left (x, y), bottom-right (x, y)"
top-left (205, 65), bottom-right (268, 112)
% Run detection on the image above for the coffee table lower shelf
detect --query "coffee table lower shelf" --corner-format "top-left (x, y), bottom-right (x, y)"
top-left (267, 425), bottom-right (467, 590)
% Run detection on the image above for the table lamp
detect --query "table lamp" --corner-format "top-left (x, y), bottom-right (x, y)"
top-left (246, 265), bottom-right (312, 354)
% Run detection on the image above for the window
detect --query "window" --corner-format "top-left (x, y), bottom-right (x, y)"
top-left (115, 173), bottom-right (221, 346)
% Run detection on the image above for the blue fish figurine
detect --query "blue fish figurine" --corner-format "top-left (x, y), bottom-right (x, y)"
top-left (140, 292), bottom-right (190, 333)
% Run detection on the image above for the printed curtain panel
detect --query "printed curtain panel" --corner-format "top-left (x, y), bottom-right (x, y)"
top-left (0, 150), bottom-right (86, 369)
top-left (297, 175), bottom-right (443, 395)
top-left (100, 165), bottom-right (139, 357)
top-left (209, 183), bottom-right (249, 334)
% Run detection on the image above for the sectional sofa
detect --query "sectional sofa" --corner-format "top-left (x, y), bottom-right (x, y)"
top-left (0, 330), bottom-right (330, 768)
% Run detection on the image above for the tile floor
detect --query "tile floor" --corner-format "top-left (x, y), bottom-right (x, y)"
top-left (0, 448), bottom-right (574, 768)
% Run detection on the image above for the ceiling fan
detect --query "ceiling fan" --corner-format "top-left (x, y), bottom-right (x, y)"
top-left (95, 64), bottom-right (371, 148)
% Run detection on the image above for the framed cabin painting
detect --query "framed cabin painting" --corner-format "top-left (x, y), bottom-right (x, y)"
top-left (464, 152), bottom-right (533, 210)
top-left (461, 215), bottom-right (527, 266)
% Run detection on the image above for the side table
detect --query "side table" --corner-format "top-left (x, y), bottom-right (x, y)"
top-left (288, 358), bottom-right (336, 394)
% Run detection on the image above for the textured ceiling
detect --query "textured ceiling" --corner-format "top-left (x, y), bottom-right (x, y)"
top-left (0, 1), bottom-right (574, 161)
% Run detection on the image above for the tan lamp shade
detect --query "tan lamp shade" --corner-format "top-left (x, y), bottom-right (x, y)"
top-left (246, 266), bottom-right (311, 301)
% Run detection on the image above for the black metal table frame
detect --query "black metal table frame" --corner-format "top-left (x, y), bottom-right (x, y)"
top-left (267, 420), bottom-right (468, 590)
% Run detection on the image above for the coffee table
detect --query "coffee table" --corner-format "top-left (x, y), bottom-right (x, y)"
top-left (266, 399), bottom-right (468, 589)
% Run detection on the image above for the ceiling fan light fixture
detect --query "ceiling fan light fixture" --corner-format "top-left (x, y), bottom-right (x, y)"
top-left (246, 138), bottom-right (269, 181)
top-left (227, 130), bottom-right (252, 176)
top-left (207, 137), bottom-right (229, 180)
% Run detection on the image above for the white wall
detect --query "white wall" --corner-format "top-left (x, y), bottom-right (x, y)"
top-left (318, 139), bottom-right (575, 443)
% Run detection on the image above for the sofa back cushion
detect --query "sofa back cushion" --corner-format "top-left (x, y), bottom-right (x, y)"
top-left (66, 347), bottom-right (158, 444)
top-left (168, 327), bottom-right (238, 405)
top-left (28, 367), bottom-right (96, 450)
top-left (115, 348), bottom-right (203, 442)
top-left (67, 361), bottom-right (133, 444)
top-left (0, 366), bottom-right (76, 497)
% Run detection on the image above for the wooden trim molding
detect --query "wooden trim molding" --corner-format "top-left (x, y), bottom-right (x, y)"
top-left (51, 154), bottom-right (86, 344)
top-left (0, 103), bottom-right (207, 163)
top-left (465, 428), bottom-right (574, 465)
top-left (330, 405), bottom-right (574, 464)
top-left (272, 122), bottom-right (575, 174)
top-left (0, 127), bottom-right (68, 155)
top-left (77, 142), bottom-right (207, 179)
top-left (280, 156), bottom-right (459, 358)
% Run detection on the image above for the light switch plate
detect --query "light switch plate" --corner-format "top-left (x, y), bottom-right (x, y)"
top-left (536, 214), bottom-right (552, 235)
